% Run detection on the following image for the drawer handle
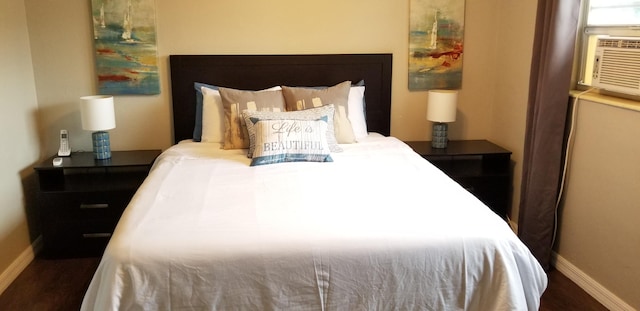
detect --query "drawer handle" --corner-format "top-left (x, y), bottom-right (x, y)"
top-left (82, 233), bottom-right (112, 239)
top-left (80, 203), bottom-right (109, 209)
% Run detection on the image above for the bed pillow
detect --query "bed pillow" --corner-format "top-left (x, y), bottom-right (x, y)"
top-left (279, 80), bottom-right (367, 141)
top-left (200, 85), bottom-right (281, 143)
top-left (193, 82), bottom-right (218, 141)
top-left (281, 81), bottom-right (356, 144)
top-left (219, 87), bottom-right (285, 149)
top-left (200, 86), bottom-right (225, 143)
top-left (242, 105), bottom-right (342, 158)
top-left (249, 117), bottom-right (333, 166)
top-left (348, 85), bottom-right (367, 140)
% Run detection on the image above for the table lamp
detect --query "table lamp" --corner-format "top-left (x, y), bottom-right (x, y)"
top-left (427, 89), bottom-right (458, 148)
top-left (80, 95), bottom-right (116, 160)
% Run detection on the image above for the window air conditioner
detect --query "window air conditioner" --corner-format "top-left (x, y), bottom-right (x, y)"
top-left (592, 37), bottom-right (640, 95)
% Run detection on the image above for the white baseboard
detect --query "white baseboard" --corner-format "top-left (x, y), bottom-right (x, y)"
top-left (552, 252), bottom-right (636, 311)
top-left (0, 236), bottom-right (41, 296)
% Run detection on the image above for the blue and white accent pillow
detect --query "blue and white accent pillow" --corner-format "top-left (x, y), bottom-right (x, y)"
top-left (242, 105), bottom-right (342, 158)
top-left (193, 82), bottom-right (218, 141)
top-left (249, 117), bottom-right (333, 166)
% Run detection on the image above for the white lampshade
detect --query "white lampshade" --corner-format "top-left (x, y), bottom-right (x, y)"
top-left (80, 95), bottom-right (116, 131)
top-left (427, 90), bottom-right (458, 123)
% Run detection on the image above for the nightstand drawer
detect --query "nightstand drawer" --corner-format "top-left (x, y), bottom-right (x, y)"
top-left (427, 156), bottom-right (510, 177)
top-left (39, 190), bottom-right (134, 220)
top-left (455, 176), bottom-right (510, 217)
top-left (41, 219), bottom-right (117, 257)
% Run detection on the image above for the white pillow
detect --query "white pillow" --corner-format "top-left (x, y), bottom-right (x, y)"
top-left (347, 86), bottom-right (367, 141)
top-left (200, 86), bottom-right (281, 143)
top-left (200, 86), bottom-right (225, 143)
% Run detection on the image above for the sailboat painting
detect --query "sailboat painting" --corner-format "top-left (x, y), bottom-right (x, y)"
top-left (409, 0), bottom-right (465, 90)
top-left (91, 0), bottom-right (160, 95)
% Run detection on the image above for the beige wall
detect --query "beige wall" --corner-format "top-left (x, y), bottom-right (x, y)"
top-left (3, 0), bottom-right (542, 296)
top-left (0, 0), bottom-right (40, 284)
top-left (26, 0), bottom-right (508, 157)
top-left (558, 99), bottom-right (640, 309)
top-left (487, 1), bottom-right (537, 224)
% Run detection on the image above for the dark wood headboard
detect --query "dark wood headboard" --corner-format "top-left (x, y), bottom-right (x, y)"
top-left (169, 54), bottom-right (392, 144)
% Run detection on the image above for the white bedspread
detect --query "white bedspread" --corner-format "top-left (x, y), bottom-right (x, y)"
top-left (81, 134), bottom-right (547, 311)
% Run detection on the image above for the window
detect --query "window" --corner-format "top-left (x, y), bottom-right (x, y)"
top-left (587, 0), bottom-right (640, 26)
top-left (583, 0), bottom-right (640, 35)
top-left (576, 0), bottom-right (640, 88)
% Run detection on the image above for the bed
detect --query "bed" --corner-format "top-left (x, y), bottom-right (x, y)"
top-left (81, 54), bottom-right (547, 310)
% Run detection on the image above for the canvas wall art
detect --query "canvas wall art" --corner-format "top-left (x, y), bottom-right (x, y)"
top-left (91, 0), bottom-right (160, 95)
top-left (409, 0), bottom-right (465, 90)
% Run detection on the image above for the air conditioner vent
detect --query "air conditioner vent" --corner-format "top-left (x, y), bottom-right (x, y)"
top-left (597, 38), bottom-right (640, 49)
top-left (598, 50), bottom-right (640, 88)
top-left (592, 37), bottom-right (640, 95)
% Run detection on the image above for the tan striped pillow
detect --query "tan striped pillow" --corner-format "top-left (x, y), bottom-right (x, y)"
top-left (281, 81), bottom-right (356, 144)
top-left (219, 87), bottom-right (285, 149)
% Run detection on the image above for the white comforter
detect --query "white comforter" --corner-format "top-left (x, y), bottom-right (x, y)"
top-left (81, 135), bottom-right (547, 311)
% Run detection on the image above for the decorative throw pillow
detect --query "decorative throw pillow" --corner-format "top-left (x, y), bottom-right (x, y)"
top-left (249, 117), bottom-right (333, 166)
top-left (279, 80), bottom-right (367, 141)
top-left (242, 105), bottom-right (342, 158)
top-left (219, 87), bottom-right (285, 149)
top-left (200, 85), bottom-right (281, 143)
top-left (281, 81), bottom-right (356, 144)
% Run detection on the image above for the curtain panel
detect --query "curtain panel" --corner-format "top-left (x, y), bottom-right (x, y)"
top-left (519, 0), bottom-right (581, 270)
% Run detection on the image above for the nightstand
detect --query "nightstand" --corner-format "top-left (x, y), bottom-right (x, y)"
top-left (404, 140), bottom-right (512, 219)
top-left (34, 150), bottom-right (161, 257)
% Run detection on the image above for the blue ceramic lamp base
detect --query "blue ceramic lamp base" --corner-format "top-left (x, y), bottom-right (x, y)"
top-left (431, 123), bottom-right (449, 149)
top-left (92, 131), bottom-right (111, 160)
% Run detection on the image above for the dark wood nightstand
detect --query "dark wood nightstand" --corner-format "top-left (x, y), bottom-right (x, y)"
top-left (34, 150), bottom-right (161, 257)
top-left (404, 140), bottom-right (512, 219)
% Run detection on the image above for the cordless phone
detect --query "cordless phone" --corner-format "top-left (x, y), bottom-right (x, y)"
top-left (58, 129), bottom-right (71, 156)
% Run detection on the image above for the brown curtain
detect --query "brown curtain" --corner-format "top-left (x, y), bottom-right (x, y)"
top-left (518, 0), bottom-right (581, 271)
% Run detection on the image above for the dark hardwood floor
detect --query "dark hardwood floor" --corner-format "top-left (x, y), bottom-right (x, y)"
top-left (0, 257), bottom-right (608, 310)
top-left (539, 269), bottom-right (609, 311)
top-left (0, 257), bottom-right (100, 311)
